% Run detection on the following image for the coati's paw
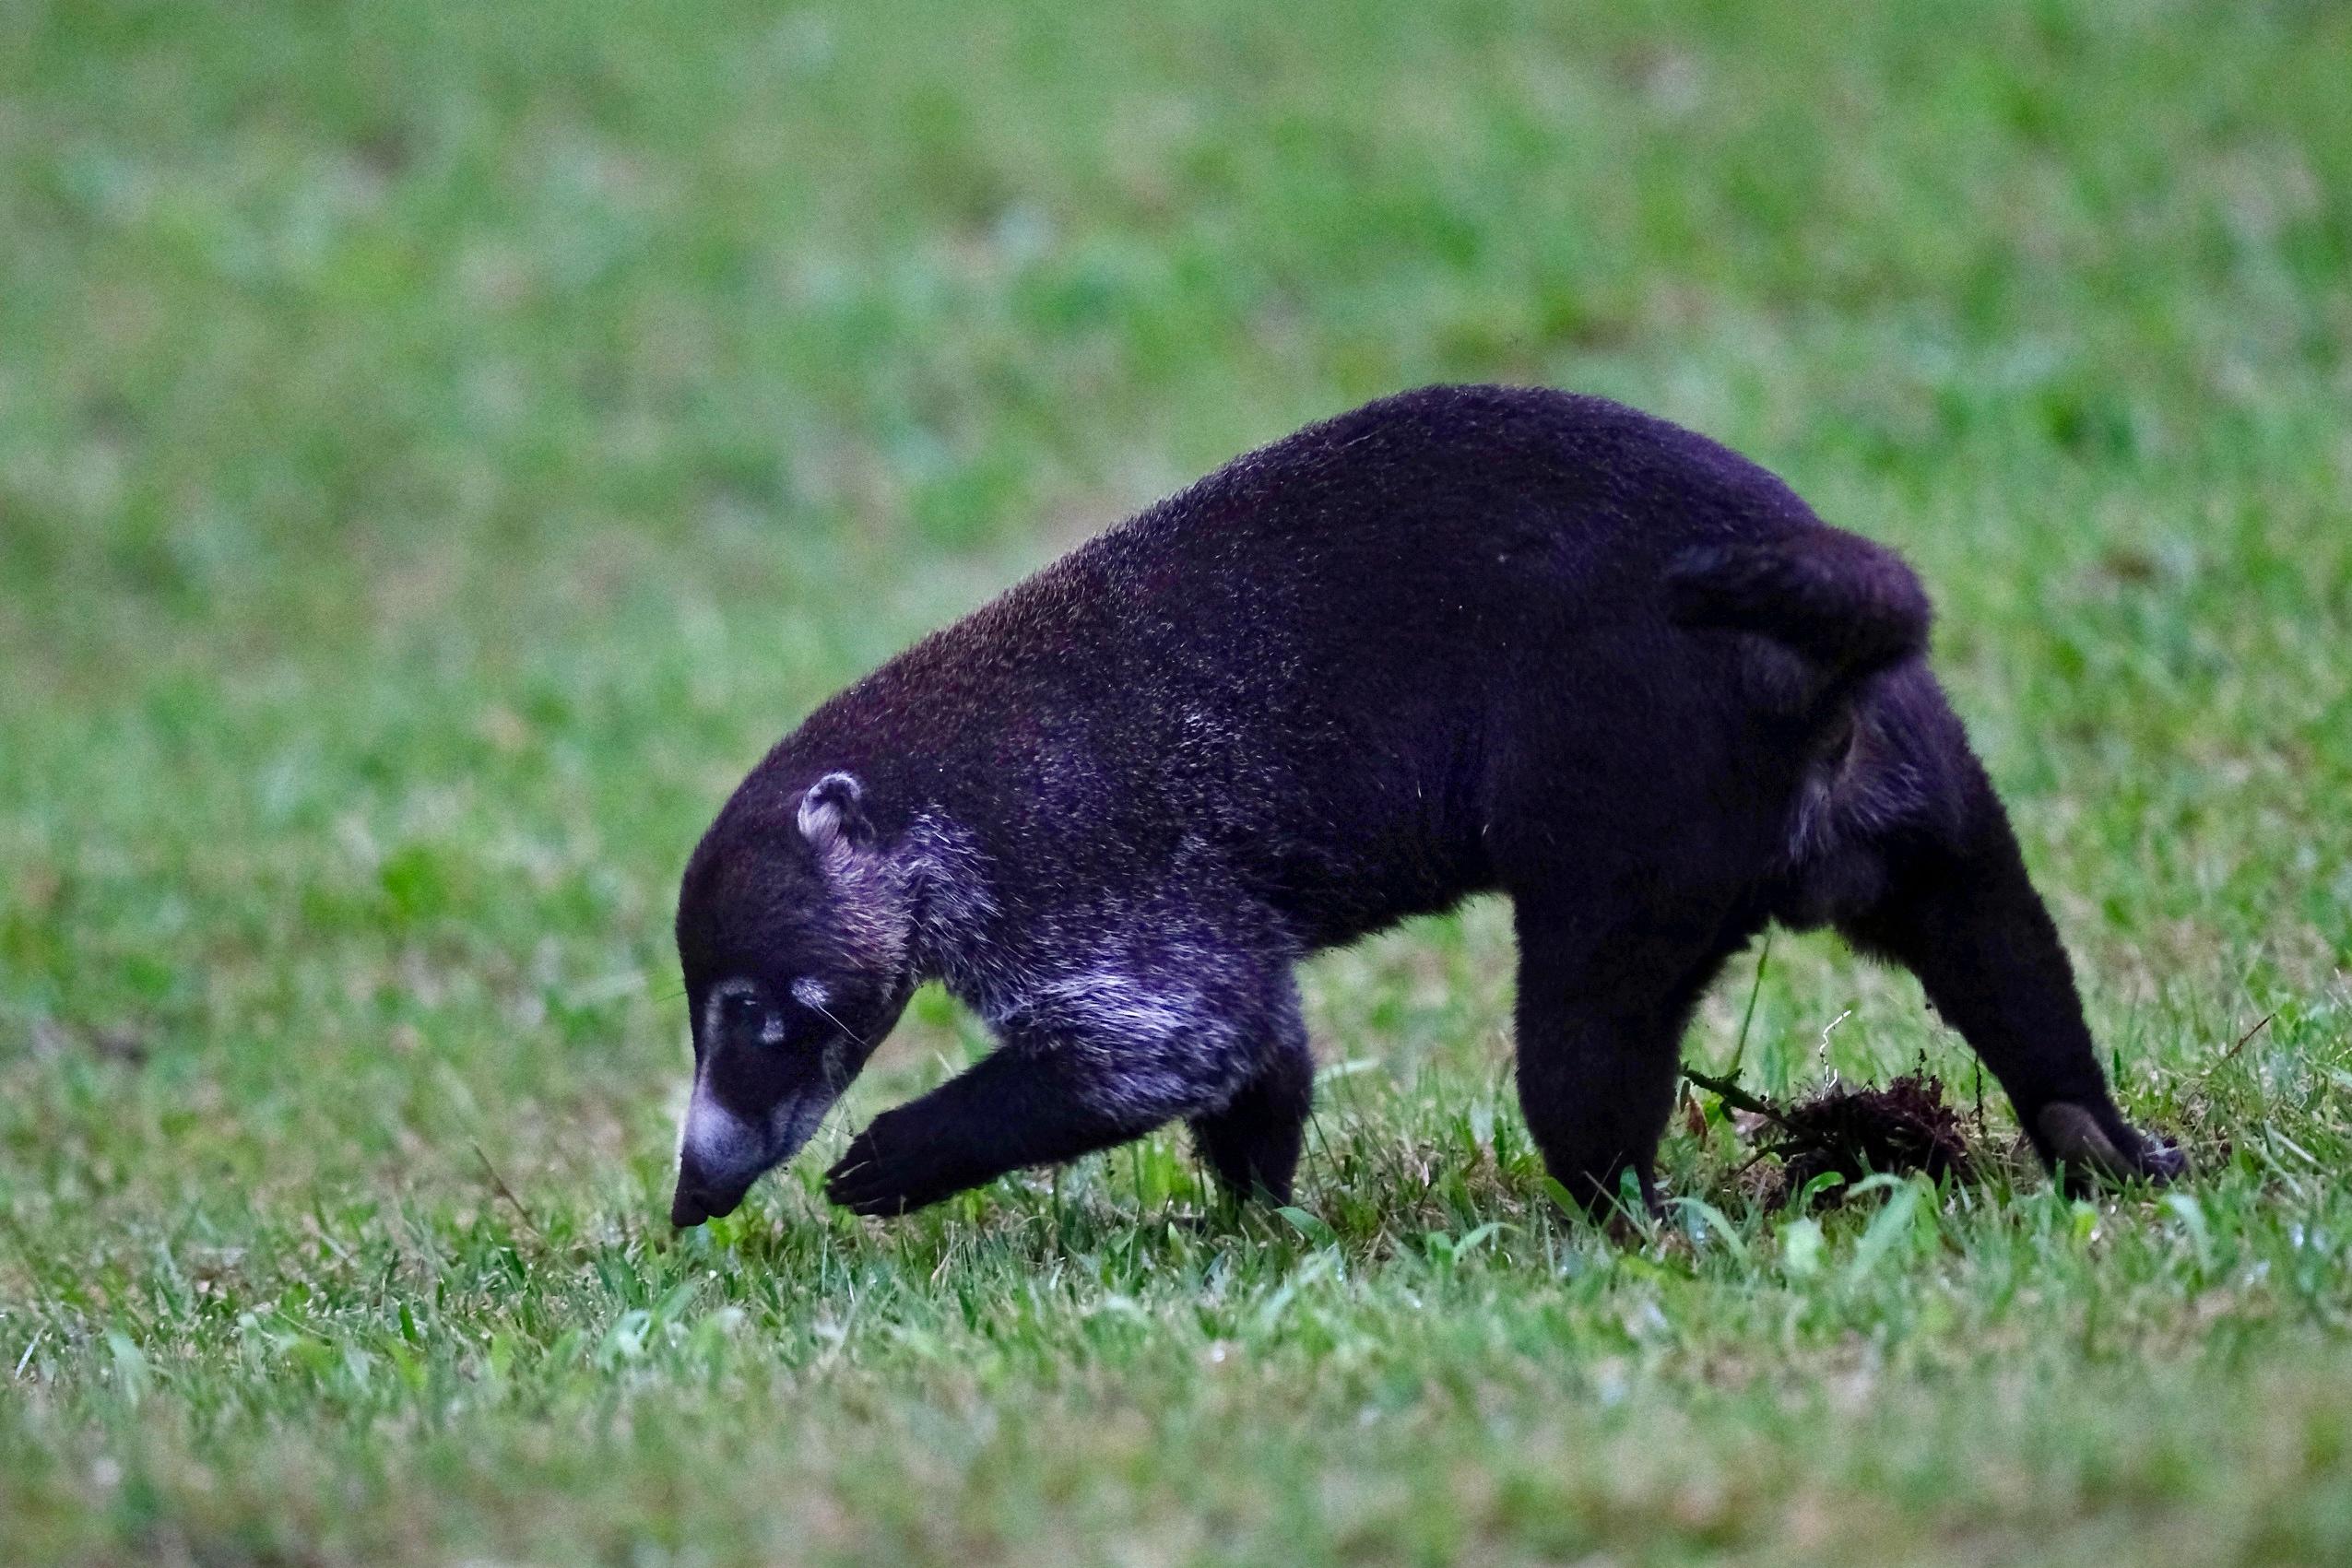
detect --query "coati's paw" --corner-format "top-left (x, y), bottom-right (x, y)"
top-left (1550, 1164), bottom-right (1665, 1225)
top-left (2037, 1102), bottom-right (2187, 1190)
top-left (824, 1109), bottom-right (981, 1216)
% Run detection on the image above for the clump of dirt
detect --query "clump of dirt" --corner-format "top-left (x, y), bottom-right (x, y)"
top-left (1686, 1067), bottom-right (1980, 1208)
top-left (1764, 1073), bottom-right (1976, 1206)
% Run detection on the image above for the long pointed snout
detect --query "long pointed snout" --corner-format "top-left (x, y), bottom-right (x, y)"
top-left (671, 1080), bottom-right (766, 1228)
top-left (670, 1077), bottom-right (833, 1227)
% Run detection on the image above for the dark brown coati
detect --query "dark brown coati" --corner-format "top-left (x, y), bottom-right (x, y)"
top-left (667, 384), bottom-right (2182, 1226)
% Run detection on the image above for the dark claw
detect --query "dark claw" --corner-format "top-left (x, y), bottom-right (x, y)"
top-left (821, 1132), bottom-right (897, 1212)
top-left (823, 1115), bottom-right (976, 1216)
top-left (2038, 1102), bottom-right (2187, 1189)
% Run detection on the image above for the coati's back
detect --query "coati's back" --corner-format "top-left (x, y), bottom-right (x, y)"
top-left (785, 384), bottom-right (1924, 941)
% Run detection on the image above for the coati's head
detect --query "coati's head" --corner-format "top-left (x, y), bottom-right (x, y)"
top-left (668, 771), bottom-right (916, 1226)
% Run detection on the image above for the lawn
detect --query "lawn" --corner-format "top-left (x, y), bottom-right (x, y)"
top-left (3, 1), bottom-right (2349, 1562)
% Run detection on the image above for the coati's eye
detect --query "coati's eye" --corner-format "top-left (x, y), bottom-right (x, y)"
top-left (706, 983), bottom-right (780, 1047)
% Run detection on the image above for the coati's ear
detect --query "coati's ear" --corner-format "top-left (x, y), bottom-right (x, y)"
top-left (797, 772), bottom-right (870, 859)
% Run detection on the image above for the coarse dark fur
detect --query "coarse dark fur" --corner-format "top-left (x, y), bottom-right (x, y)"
top-left (667, 384), bottom-right (2183, 1227)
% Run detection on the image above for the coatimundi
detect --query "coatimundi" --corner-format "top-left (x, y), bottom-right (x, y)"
top-left (667, 384), bottom-right (2181, 1227)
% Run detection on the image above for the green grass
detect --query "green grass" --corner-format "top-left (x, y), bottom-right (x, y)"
top-left (4, 0), bottom-right (2350, 1562)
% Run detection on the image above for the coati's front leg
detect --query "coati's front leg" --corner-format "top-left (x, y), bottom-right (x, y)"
top-left (1188, 995), bottom-right (1314, 1203)
top-left (823, 1044), bottom-right (1157, 1215)
top-left (825, 947), bottom-right (1297, 1216)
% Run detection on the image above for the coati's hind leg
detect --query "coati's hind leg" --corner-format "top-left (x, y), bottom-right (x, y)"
top-left (1511, 900), bottom-right (1731, 1217)
top-left (1837, 765), bottom-right (2184, 1188)
top-left (1189, 990), bottom-right (1313, 1203)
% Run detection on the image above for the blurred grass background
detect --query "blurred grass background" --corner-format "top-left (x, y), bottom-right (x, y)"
top-left (2, 1), bottom-right (2349, 1563)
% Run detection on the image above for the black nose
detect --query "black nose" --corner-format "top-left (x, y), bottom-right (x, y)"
top-left (669, 1171), bottom-right (747, 1229)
